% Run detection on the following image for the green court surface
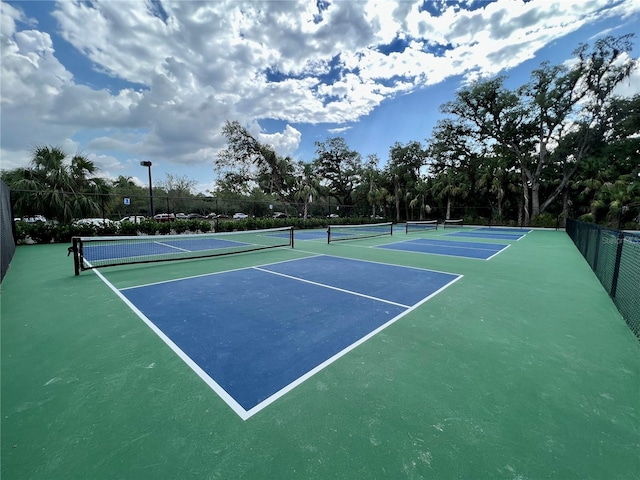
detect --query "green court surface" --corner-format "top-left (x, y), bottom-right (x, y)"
top-left (1, 229), bottom-right (638, 479)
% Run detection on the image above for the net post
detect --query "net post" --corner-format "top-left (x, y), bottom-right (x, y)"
top-left (72, 237), bottom-right (80, 276)
top-left (390, 223), bottom-right (393, 236)
top-left (327, 226), bottom-right (331, 244)
top-left (290, 226), bottom-right (294, 249)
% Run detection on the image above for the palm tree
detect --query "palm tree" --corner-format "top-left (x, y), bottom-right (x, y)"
top-left (293, 162), bottom-right (320, 220)
top-left (409, 177), bottom-right (431, 220)
top-left (5, 145), bottom-right (109, 222)
top-left (431, 168), bottom-right (470, 220)
top-left (591, 174), bottom-right (640, 227)
top-left (476, 163), bottom-right (516, 222)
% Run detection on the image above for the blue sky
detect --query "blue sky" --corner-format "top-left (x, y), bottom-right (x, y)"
top-left (1, 0), bottom-right (639, 193)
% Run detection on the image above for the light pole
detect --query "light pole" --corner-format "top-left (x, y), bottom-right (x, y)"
top-left (140, 161), bottom-right (154, 217)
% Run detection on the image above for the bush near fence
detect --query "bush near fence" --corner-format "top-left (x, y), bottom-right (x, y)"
top-left (13, 216), bottom-right (389, 245)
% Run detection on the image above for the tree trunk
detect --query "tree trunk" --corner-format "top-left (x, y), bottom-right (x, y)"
top-left (517, 194), bottom-right (523, 227)
top-left (521, 171), bottom-right (530, 225)
top-left (561, 188), bottom-right (569, 228)
top-left (446, 197), bottom-right (451, 220)
top-left (531, 180), bottom-right (540, 218)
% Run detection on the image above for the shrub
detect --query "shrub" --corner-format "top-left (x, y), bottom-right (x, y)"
top-left (119, 221), bottom-right (139, 236)
top-left (530, 213), bottom-right (558, 228)
top-left (157, 222), bottom-right (171, 235)
top-left (27, 222), bottom-right (56, 244)
top-left (96, 222), bottom-right (118, 236)
top-left (215, 220), bottom-right (233, 232)
top-left (198, 220), bottom-right (212, 233)
top-left (139, 220), bottom-right (159, 235)
top-left (172, 220), bottom-right (190, 234)
top-left (69, 222), bottom-right (97, 238)
top-left (53, 223), bottom-right (72, 243)
top-left (13, 222), bottom-right (29, 243)
top-left (578, 213), bottom-right (595, 223)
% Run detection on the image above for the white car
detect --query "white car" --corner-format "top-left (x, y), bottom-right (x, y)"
top-left (16, 215), bottom-right (47, 223)
top-left (119, 215), bottom-right (145, 224)
top-left (74, 218), bottom-right (117, 226)
top-left (233, 213), bottom-right (248, 219)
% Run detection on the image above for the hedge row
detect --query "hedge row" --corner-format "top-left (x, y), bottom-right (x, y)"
top-left (14, 216), bottom-right (382, 245)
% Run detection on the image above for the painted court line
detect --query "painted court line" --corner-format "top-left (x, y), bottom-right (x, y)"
top-left (293, 249), bottom-right (463, 278)
top-left (485, 244), bottom-right (511, 260)
top-left (91, 268), bottom-right (250, 420)
top-left (253, 266), bottom-right (411, 309)
top-left (411, 238), bottom-right (504, 251)
top-left (154, 240), bottom-right (191, 252)
top-left (242, 272), bottom-right (463, 419)
top-left (119, 253), bottom-right (323, 290)
top-left (375, 238), bottom-right (509, 260)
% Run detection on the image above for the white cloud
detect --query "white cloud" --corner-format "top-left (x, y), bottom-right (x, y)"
top-left (257, 125), bottom-right (302, 157)
top-left (1, 0), bottom-right (639, 176)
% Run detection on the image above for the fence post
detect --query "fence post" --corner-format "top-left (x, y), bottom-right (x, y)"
top-left (593, 227), bottom-right (601, 272)
top-left (610, 230), bottom-right (625, 299)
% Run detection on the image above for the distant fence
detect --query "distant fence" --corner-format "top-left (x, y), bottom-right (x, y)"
top-left (566, 219), bottom-right (640, 339)
top-left (1, 180), bottom-right (16, 282)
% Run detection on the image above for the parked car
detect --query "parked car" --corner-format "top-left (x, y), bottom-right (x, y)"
top-left (272, 212), bottom-right (287, 219)
top-left (327, 214), bottom-right (339, 219)
top-left (175, 213), bottom-right (189, 220)
top-left (233, 213), bottom-right (248, 219)
top-left (74, 218), bottom-right (117, 226)
top-left (15, 215), bottom-right (47, 223)
top-left (119, 215), bottom-right (145, 224)
top-left (153, 213), bottom-right (176, 222)
top-left (187, 213), bottom-right (205, 219)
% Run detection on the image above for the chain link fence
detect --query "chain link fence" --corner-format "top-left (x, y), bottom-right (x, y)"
top-left (566, 219), bottom-right (640, 339)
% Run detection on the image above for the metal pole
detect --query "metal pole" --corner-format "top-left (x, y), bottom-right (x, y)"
top-left (147, 166), bottom-right (154, 217)
top-left (140, 161), bottom-right (153, 217)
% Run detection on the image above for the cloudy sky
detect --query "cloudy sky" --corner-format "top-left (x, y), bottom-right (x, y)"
top-left (2, 0), bottom-right (639, 193)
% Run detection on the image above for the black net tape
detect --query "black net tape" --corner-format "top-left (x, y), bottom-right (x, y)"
top-left (566, 219), bottom-right (640, 339)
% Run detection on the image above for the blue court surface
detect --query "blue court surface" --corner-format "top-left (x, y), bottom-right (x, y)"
top-left (377, 238), bottom-right (509, 260)
top-left (117, 255), bottom-right (461, 419)
top-left (446, 227), bottom-right (530, 241)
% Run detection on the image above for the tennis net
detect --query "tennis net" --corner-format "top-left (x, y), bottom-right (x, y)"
top-left (327, 222), bottom-right (393, 243)
top-left (70, 226), bottom-right (294, 275)
top-left (443, 219), bottom-right (464, 228)
top-left (406, 220), bottom-right (438, 234)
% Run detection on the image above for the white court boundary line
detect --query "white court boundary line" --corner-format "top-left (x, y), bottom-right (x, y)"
top-left (93, 255), bottom-right (463, 420)
top-left (92, 268), bottom-right (251, 420)
top-left (120, 253), bottom-right (322, 290)
top-left (254, 266), bottom-right (411, 309)
top-left (374, 239), bottom-right (511, 261)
